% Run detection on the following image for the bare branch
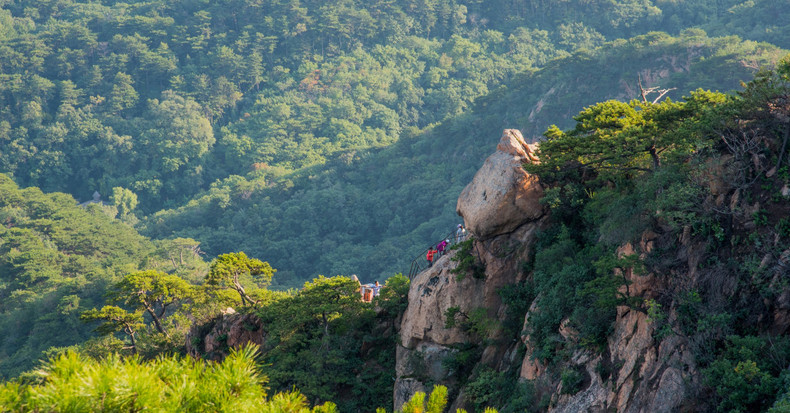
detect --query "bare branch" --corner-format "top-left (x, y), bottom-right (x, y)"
top-left (652, 88), bottom-right (677, 104)
top-left (638, 74), bottom-right (676, 104)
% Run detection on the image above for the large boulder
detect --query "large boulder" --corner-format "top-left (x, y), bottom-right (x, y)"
top-left (457, 129), bottom-right (544, 240)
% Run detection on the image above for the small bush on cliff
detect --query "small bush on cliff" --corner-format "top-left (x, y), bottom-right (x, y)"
top-left (465, 367), bottom-right (540, 413)
top-left (499, 280), bottom-right (537, 336)
top-left (450, 238), bottom-right (485, 280)
top-left (441, 342), bottom-right (482, 382)
top-left (560, 365), bottom-right (587, 395)
top-left (375, 273), bottom-right (411, 317)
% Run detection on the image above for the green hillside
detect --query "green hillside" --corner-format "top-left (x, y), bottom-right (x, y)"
top-left (1, 0), bottom-right (789, 286)
top-left (1, 50), bottom-right (789, 413)
top-left (1, 0), bottom-right (790, 382)
top-left (142, 33), bottom-right (787, 286)
top-left (0, 174), bottom-right (157, 378)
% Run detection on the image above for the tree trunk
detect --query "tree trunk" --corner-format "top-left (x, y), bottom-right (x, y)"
top-left (233, 273), bottom-right (252, 305)
top-left (145, 302), bottom-right (169, 337)
top-left (125, 325), bottom-right (138, 354)
top-left (649, 146), bottom-right (661, 169)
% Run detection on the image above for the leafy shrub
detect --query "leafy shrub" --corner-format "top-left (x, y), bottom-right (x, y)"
top-left (375, 273), bottom-right (411, 316)
top-left (441, 342), bottom-right (482, 381)
top-left (499, 280), bottom-right (537, 336)
top-left (644, 299), bottom-right (673, 340)
top-left (391, 385), bottom-right (450, 413)
top-left (776, 218), bottom-right (790, 239)
top-left (527, 227), bottom-right (617, 361)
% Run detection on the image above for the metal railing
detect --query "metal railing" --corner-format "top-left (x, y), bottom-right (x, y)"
top-left (407, 230), bottom-right (465, 279)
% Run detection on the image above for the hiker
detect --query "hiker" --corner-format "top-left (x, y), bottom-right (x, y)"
top-left (436, 239), bottom-right (448, 257)
top-left (455, 224), bottom-right (467, 243)
top-left (372, 281), bottom-right (382, 297)
top-left (426, 247), bottom-right (436, 267)
top-left (362, 283), bottom-right (374, 302)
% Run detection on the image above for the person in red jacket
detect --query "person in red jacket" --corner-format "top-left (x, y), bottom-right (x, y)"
top-left (426, 247), bottom-right (436, 267)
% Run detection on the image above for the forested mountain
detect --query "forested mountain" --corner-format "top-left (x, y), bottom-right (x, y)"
top-left (1, 0), bottom-right (790, 409)
top-left (1, 0), bottom-right (790, 386)
top-left (1, 0), bottom-right (789, 286)
top-left (143, 32), bottom-right (786, 286)
top-left (0, 175), bottom-right (157, 377)
top-left (3, 50), bottom-right (790, 413)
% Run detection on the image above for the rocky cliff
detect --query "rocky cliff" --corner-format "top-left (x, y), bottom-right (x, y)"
top-left (394, 129), bottom-right (549, 409)
top-left (393, 124), bottom-right (790, 412)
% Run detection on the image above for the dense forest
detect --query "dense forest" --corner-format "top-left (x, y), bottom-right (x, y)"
top-left (1, 0), bottom-right (790, 410)
top-left (2, 48), bottom-right (790, 413)
top-left (1, 0), bottom-right (788, 287)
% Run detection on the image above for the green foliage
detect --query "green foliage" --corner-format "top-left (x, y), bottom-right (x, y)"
top-left (528, 90), bottom-right (730, 186)
top-left (499, 280), bottom-right (536, 336)
top-left (560, 366), bottom-right (586, 395)
top-left (0, 0), bottom-right (776, 290)
top-left (703, 336), bottom-right (790, 413)
top-left (374, 273), bottom-right (410, 317)
top-left (444, 306), bottom-right (497, 340)
top-left (644, 299), bottom-right (673, 340)
top-left (527, 227), bottom-right (618, 361)
top-left (444, 306), bottom-right (462, 329)
top-left (425, 385), bottom-right (448, 413)
top-left (94, 269), bottom-right (195, 354)
top-left (80, 305), bottom-right (144, 344)
top-left (464, 367), bottom-right (540, 413)
top-left (252, 275), bottom-right (391, 411)
top-left (109, 186), bottom-right (138, 222)
top-left (753, 208), bottom-right (769, 227)
top-left (450, 238), bottom-right (485, 281)
top-left (441, 342), bottom-right (482, 381)
top-left (776, 218), bottom-right (790, 239)
top-left (141, 31), bottom-right (782, 288)
top-left (397, 385), bottom-right (452, 413)
top-left (521, 57), bottom-right (790, 376)
top-left (0, 344), bottom-right (336, 412)
top-left (0, 174), bottom-right (158, 378)
top-left (207, 252), bottom-right (275, 306)
top-left (0, 5), bottom-right (788, 411)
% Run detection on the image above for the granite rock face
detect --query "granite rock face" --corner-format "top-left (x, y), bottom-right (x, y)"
top-left (397, 130), bottom-right (705, 412)
top-left (457, 129), bottom-right (544, 240)
top-left (396, 129), bottom-right (548, 409)
top-left (543, 233), bottom-right (699, 413)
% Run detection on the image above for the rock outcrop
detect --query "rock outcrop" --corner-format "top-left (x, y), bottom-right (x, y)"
top-left (186, 310), bottom-right (264, 361)
top-left (395, 129), bottom-right (548, 409)
top-left (541, 234), bottom-right (699, 413)
top-left (457, 129), bottom-right (544, 239)
top-left (396, 128), bottom-right (754, 412)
